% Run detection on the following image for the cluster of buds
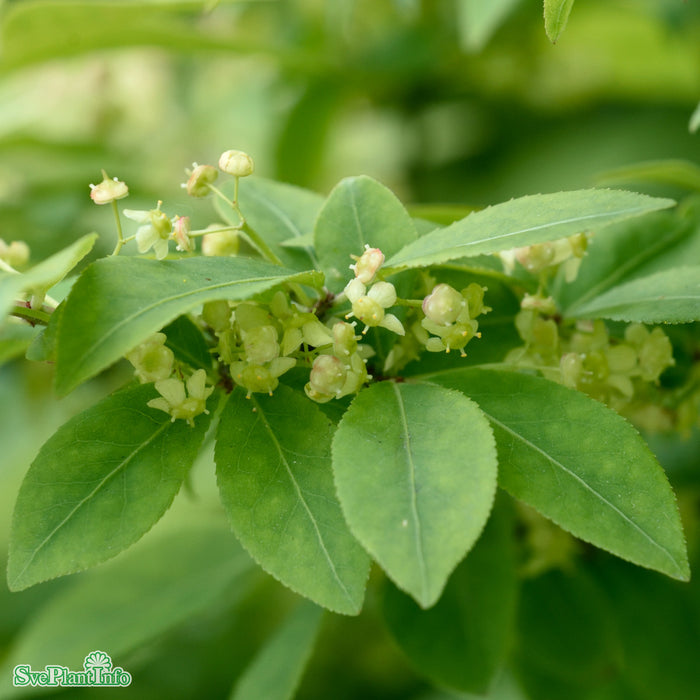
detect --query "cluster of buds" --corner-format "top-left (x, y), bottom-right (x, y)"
top-left (183, 150), bottom-right (254, 198)
top-left (304, 321), bottom-right (371, 403)
top-left (342, 245), bottom-right (404, 336)
top-left (126, 333), bottom-right (214, 426)
top-left (500, 233), bottom-right (588, 282)
top-left (89, 149), bottom-right (254, 261)
top-left (414, 282), bottom-right (489, 356)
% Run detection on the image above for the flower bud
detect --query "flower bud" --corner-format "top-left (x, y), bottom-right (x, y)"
top-left (350, 246), bottom-right (384, 284)
top-left (172, 216), bottom-right (193, 252)
top-left (185, 163), bottom-right (218, 197)
top-left (219, 150), bottom-right (254, 177)
top-left (89, 172), bottom-right (129, 205)
top-left (422, 284), bottom-right (464, 325)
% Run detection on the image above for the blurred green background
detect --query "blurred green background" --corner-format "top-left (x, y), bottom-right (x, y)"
top-left (1, 1), bottom-right (699, 698)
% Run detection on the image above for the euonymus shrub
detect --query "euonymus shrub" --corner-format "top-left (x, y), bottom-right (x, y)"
top-left (3, 150), bottom-right (697, 624)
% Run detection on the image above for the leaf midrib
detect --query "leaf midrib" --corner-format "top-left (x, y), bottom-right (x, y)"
top-left (61, 271), bottom-right (293, 385)
top-left (392, 383), bottom-right (429, 600)
top-left (251, 396), bottom-right (355, 607)
top-left (564, 223), bottom-right (690, 313)
top-left (10, 420), bottom-right (171, 588)
top-left (485, 413), bottom-right (682, 575)
top-left (246, 186), bottom-right (321, 268)
top-left (390, 203), bottom-right (658, 265)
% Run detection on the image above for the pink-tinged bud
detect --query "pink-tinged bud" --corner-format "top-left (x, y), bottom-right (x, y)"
top-left (218, 150), bottom-right (254, 177)
top-left (89, 172), bottom-right (128, 205)
top-left (173, 216), bottom-right (193, 252)
top-left (185, 163), bottom-right (218, 197)
top-left (350, 246), bottom-right (385, 284)
top-left (422, 283), bottom-right (464, 325)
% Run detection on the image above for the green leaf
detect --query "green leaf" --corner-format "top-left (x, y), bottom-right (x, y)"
top-left (0, 233), bottom-right (97, 322)
top-left (231, 601), bottom-right (322, 700)
top-left (279, 232), bottom-right (314, 249)
top-left (595, 159), bottom-right (700, 193)
top-left (385, 190), bottom-right (674, 270)
top-left (215, 385), bottom-right (370, 615)
top-left (0, 526), bottom-right (254, 682)
top-left (7, 383), bottom-right (212, 591)
top-left (428, 368), bottom-right (690, 581)
top-left (24, 300), bottom-right (65, 363)
top-left (314, 176), bottom-right (417, 293)
top-left (162, 314), bottom-right (213, 371)
top-left (457, 0), bottom-right (522, 53)
top-left (555, 207), bottom-right (700, 317)
top-left (55, 256), bottom-right (322, 395)
top-left (332, 382), bottom-right (498, 608)
top-left (544, 0), bottom-right (575, 44)
top-left (234, 176), bottom-right (324, 271)
top-left (383, 500), bottom-right (517, 693)
top-left (406, 203), bottom-right (477, 227)
top-left (566, 266), bottom-right (700, 323)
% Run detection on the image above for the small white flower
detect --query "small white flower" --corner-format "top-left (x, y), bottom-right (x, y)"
top-left (343, 279), bottom-right (404, 336)
top-left (124, 202), bottom-right (172, 260)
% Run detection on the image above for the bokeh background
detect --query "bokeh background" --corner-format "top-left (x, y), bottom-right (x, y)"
top-left (1, 1), bottom-right (699, 698)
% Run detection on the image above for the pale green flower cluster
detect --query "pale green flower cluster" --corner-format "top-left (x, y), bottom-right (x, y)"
top-left (508, 313), bottom-right (675, 405)
top-left (126, 333), bottom-right (214, 426)
top-left (414, 282), bottom-right (490, 356)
